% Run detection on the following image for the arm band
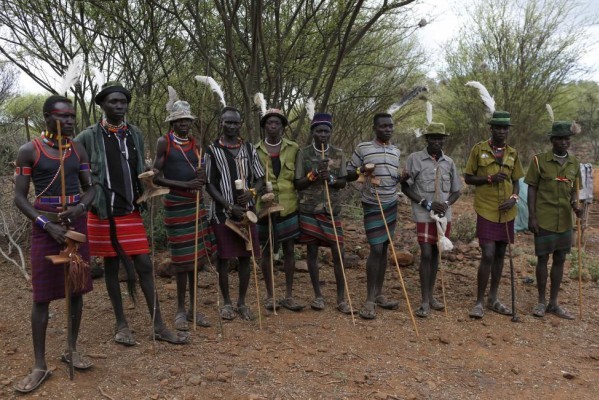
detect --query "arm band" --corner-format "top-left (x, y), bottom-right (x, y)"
top-left (307, 170), bottom-right (318, 182)
top-left (79, 163), bottom-right (90, 171)
top-left (35, 215), bottom-right (50, 230)
top-left (15, 166), bottom-right (32, 176)
top-left (487, 175), bottom-right (493, 184)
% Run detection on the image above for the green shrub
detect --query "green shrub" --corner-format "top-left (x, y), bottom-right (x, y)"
top-left (450, 212), bottom-right (477, 243)
top-left (568, 249), bottom-right (599, 282)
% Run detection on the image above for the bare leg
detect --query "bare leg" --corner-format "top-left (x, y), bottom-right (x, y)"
top-left (475, 242), bottom-right (496, 306)
top-left (548, 250), bottom-right (567, 308)
top-left (70, 295), bottom-right (83, 351)
top-left (217, 258), bottom-right (231, 305)
top-left (365, 243), bottom-right (384, 303)
top-left (237, 256), bottom-right (251, 306)
top-left (176, 271), bottom-right (188, 314)
top-left (330, 244), bottom-right (346, 304)
top-left (103, 257), bottom-right (128, 330)
top-left (283, 239), bottom-right (296, 298)
top-left (374, 242), bottom-right (389, 298)
top-left (307, 244), bottom-right (322, 298)
top-left (132, 253), bottom-right (165, 329)
top-left (260, 244), bottom-right (273, 298)
top-left (419, 243), bottom-right (433, 310)
top-left (536, 254), bottom-right (550, 305)
top-left (488, 242), bottom-right (507, 302)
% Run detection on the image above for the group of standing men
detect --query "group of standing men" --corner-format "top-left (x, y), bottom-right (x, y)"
top-left (13, 82), bottom-right (583, 393)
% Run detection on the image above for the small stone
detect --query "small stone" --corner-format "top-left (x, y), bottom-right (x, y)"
top-left (206, 374), bottom-right (218, 382)
top-left (439, 336), bottom-right (450, 344)
top-left (188, 374), bottom-right (202, 385)
top-left (150, 395), bottom-right (159, 400)
top-left (160, 379), bottom-right (169, 386)
top-left (215, 364), bottom-right (228, 374)
top-left (1, 379), bottom-right (11, 386)
top-left (373, 391), bottom-right (390, 399)
top-left (561, 370), bottom-right (576, 379)
top-left (87, 353), bottom-right (108, 359)
top-left (169, 366), bottom-right (183, 375)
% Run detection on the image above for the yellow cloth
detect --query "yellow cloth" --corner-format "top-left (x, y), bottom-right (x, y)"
top-left (464, 140), bottom-right (524, 222)
top-left (255, 138), bottom-right (299, 217)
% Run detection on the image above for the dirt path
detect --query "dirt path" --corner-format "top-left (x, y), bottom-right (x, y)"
top-left (1, 197), bottom-right (598, 399)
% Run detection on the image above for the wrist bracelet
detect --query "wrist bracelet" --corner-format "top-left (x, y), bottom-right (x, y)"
top-left (307, 170), bottom-right (318, 182)
top-left (79, 202), bottom-right (87, 212)
top-left (249, 188), bottom-right (257, 198)
top-left (35, 215), bottom-right (50, 230)
top-left (356, 167), bottom-right (362, 176)
top-left (329, 175), bottom-right (336, 185)
top-left (510, 194), bottom-right (519, 203)
top-left (487, 175), bottom-right (493, 184)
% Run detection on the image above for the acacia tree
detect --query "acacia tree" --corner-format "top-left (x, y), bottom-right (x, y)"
top-left (437, 0), bottom-right (592, 164)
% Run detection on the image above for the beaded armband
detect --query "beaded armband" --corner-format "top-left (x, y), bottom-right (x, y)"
top-left (35, 215), bottom-right (50, 230)
top-left (79, 163), bottom-right (90, 171)
top-left (14, 166), bottom-right (32, 176)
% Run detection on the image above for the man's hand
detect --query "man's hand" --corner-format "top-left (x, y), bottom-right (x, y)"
top-left (399, 170), bottom-right (410, 184)
top-left (498, 197), bottom-right (517, 211)
top-left (45, 222), bottom-right (67, 244)
top-left (431, 201), bottom-right (448, 215)
top-left (187, 169), bottom-right (207, 190)
top-left (489, 172), bottom-right (509, 183)
top-left (317, 159), bottom-right (330, 181)
top-left (237, 190), bottom-right (253, 206)
top-left (231, 204), bottom-right (246, 220)
top-left (59, 205), bottom-right (85, 224)
top-left (528, 216), bottom-right (539, 234)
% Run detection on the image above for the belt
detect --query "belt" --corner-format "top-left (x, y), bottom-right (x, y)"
top-left (36, 194), bottom-right (81, 205)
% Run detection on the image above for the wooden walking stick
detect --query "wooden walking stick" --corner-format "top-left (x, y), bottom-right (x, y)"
top-left (57, 121), bottom-right (75, 380)
top-left (193, 148), bottom-right (203, 330)
top-left (265, 158), bottom-right (277, 315)
top-left (372, 187), bottom-right (419, 336)
top-left (320, 143), bottom-right (356, 325)
top-left (433, 168), bottom-right (448, 318)
top-left (237, 161), bottom-right (263, 329)
top-left (576, 179), bottom-right (583, 320)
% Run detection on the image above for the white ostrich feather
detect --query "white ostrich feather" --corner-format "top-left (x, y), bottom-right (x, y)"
top-left (387, 86), bottom-right (428, 115)
top-left (91, 67), bottom-right (105, 90)
top-left (166, 86), bottom-right (179, 112)
top-left (465, 81), bottom-right (495, 115)
top-left (253, 92), bottom-right (267, 116)
top-left (414, 128), bottom-right (422, 138)
top-left (545, 104), bottom-right (554, 123)
top-left (195, 75), bottom-right (226, 107)
top-left (57, 54), bottom-right (84, 95)
top-left (306, 97), bottom-right (315, 121)
top-left (426, 101), bottom-right (433, 125)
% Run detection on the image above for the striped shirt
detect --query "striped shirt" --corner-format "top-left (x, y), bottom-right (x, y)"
top-left (348, 140), bottom-right (401, 204)
top-left (205, 139), bottom-right (265, 223)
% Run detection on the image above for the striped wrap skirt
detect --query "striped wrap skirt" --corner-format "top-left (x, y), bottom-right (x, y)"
top-left (476, 214), bottom-right (514, 245)
top-left (416, 222), bottom-right (452, 244)
top-left (363, 201), bottom-right (397, 245)
top-left (257, 212), bottom-right (300, 246)
top-left (163, 191), bottom-right (216, 273)
top-left (87, 211), bottom-right (150, 257)
top-left (298, 213), bottom-right (344, 246)
top-left (534, 228), bottom-right (572, 256)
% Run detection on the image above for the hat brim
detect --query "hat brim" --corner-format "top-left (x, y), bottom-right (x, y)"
top-left (487, 121), bottom-right (514, 126)
top-left (165, 115), bottom-right (196, 123)
top-left (95, 86), bottom-right (132, 105)
top-left (260, 113), bottom-right (288, 128)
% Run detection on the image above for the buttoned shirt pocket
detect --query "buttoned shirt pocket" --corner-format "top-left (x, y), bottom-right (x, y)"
top-left (419, 168), bottom-right (437, 193)
top-left (441, 173), bottom-right (452, 192)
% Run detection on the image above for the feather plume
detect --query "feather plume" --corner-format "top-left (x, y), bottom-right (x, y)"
top-left (305, 97), bottom-right (315, 121)
top-left (253, 92), bottom-right (267, 116)
top-left (387, 86), bottom-right (428, 115)
top-left (166, 86), bottom-right (179, 112)
top-left (465, 81), bottom-right (495, 115)
top-left (195, 75), bottom-right (226, 107)
top-left (91, 67), bottom-right (105, 90)
top-left (426, 101), bottom-right (433, 125)
top-left (57, 54), bottom-right (84, 95)
top-left (545, 104), bottom-right (554, 123)
top-left (570, 121), bottom-right (581, 135)
top-left (414, 128), bottom-right (423, 138)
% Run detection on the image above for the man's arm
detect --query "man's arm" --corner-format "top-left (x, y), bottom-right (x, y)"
top-left (152, 137), bottom-right (204, 191)
top-left (14, 143), bottom-right (67, 244)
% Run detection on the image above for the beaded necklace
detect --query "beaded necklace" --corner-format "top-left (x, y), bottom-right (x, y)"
top-left (101, 118), bottom-right (127, 136)
top-left (41, 131), bottom-right (72, 150)
top-left (169, 130), bottom-right (190, 146)
top-left (553, 152), bottom-right (568, 159)
top-left (169, 131), bottom-right (197, 172)
top-left (218, 135), bottom-right (242, 149)
top-left (265, 138), bottom-right (282, 147)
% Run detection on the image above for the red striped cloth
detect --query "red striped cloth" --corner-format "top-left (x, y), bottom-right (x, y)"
top-left (476, 214), bottom-right (514, 245)
top-left (298, 213), bottom-right (344, 246)
top-left (416, 222), bottom-right (452, 244)
top-left (87, 211), bottom-right (150, 257)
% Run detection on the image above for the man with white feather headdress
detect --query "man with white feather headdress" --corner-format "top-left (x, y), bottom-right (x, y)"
top-left (152, 87), bottom-right (216, 330)
top-left (400, 104), bottom-right (462, 318)
top-left (525, 109), bottom-right (582, 320)
top-left (253, 95), bottom-right (304, 312)
top-left (464, 82), bottom-right (524, 319)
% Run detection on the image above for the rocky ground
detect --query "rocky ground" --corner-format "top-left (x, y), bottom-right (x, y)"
top-left (1, 194), bottom-right (598, 399)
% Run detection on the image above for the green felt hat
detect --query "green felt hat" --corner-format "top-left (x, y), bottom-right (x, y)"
top-left (548, 121), bottom-right (580, 137)
top-left (487, 110), bottom-right (513, 126)
top-left (424, 122), bottom-right (449, 136)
